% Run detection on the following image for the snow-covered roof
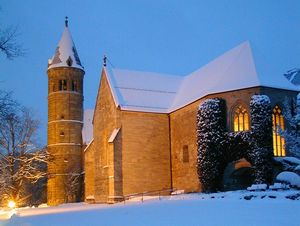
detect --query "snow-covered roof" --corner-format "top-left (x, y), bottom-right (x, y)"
top-left (48, 21), bottom-right (84, 71)
top-left (104, 41), bottom-right (299, 113)
top-left (108, 128), bottom-right (121, 143)
top-left (284, 68), bottom-right (300, 86)
top-left (105, 67), bottom-right (183, 113)
top-left (82, 109), bottom-right (94, 144)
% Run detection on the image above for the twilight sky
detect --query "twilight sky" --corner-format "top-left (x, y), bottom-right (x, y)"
top-left (1, 0), bottom-right (300, 144)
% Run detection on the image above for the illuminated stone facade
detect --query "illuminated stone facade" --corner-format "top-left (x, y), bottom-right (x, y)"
top-left (84, 68), bottom-right (298, 203)
top-left (84, 71), bottom-right (171, 203)
top-left (47, 67), bottom-right (84, 206)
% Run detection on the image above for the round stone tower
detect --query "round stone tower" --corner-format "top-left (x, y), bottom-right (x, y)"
top-left (47, 18), bottom-right (84, 206)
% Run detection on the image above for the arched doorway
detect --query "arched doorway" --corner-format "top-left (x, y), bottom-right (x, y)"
top-left (222, 158), bottom-right (254, 191)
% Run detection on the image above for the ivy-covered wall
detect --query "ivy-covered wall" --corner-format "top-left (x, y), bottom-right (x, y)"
top-left (197, 95), bottom-right (273, 192)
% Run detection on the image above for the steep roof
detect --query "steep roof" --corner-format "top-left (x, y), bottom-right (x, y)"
top-left (104, 41), bottom-right (299, 113)
top-left (105, 67), bottom-right (183, 113)
top-left (48, 19), bottom-right (84, 70)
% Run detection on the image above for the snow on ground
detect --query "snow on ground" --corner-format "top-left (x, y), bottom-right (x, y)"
top-left (1, 190), bottom-right (300, 226)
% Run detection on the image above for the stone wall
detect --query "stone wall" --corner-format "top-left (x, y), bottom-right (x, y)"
top-left (169, 87), bottom-right (298, 193)
top-left (90, 70), bottom-right (172, 202)
top-left (170, 87), bottom-right (261, 192)
top-left (92, 70), bottom-right (121, 203)
top-left (108, 129), bottom-right (123, 203)
top-left (84, 140), bottom-right (95, 202)
top-left (260, 87), bottom-right (297, 108)
top-left (121, 111), bottom-right (172, 196)
top-left (87, 78), bottom-right (298, 202)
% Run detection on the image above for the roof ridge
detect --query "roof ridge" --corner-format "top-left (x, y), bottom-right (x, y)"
top-left (169, 41), bottom-right (255, 111)
top-left (116, 86), bottom-right (177, 94)
top-left (122, 104), bottom-right (168, 110)
top-left (113, 68), bottom-right (183, 78)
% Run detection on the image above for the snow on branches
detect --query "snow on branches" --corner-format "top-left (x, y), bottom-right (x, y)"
top-left (250, 95), bottom-right (273, 150)
top-left (197, 95), bottom-right (273, 192)
top-left (197, 98), bottom-right (226, 192)
top-left (249, 95), bottom-right (273, 184)
top-left (0, 91), bottom-right (48, 206)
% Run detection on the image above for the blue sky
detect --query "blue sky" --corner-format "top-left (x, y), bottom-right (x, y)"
top-left (1, 0), bottom-right (300, 144)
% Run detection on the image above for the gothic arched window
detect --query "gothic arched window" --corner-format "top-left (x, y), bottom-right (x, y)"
top-left (233, 105), bottom-right (249, 132)
top-left (272, 105), bottom-right (286, 156)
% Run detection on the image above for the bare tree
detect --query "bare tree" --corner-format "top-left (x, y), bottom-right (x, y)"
top-left (0, 90), bottom-right (16, 117)
top-left (64, 171), bottom-right (83, 203)
top-left (0, 26), bottom-right (25, 59)
top-left (0, 6), bottom-right (25, 60)
top-left (0, 91), bottom-right (48, 206)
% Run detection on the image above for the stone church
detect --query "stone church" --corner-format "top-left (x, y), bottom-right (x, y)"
top-left (47, 20), bottom-right (299, 205)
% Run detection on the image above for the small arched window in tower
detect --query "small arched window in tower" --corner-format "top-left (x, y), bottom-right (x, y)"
top-left (233, 104), bottom-right (249, 132)
top-left (272, 105), bottom-right (286, 156)
top-left (59, 80), bottom-right (67, 91)
top-left (71, 80), bottom-right (77, 91)
top-left (60, 131), bottom-right (65, 137)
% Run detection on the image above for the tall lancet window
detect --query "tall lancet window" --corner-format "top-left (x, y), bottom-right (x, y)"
top-left (272, 105), bottom-right (286, 156)
top-left (233, 105), bottom-right (249, 132)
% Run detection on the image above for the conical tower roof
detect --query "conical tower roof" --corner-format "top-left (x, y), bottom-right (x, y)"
top-left (48, 18), bottom-right (84, 71)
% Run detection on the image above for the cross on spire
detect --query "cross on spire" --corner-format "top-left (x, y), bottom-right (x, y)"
top-left (103, 55), bottom-right (107, 67)
top-left (65, 16), bottom-right (69, 27)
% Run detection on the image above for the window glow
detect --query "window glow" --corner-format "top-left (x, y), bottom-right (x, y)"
top-left (233, 105), bottom-right (249, 132)
top-left (272, 106), bottom-right (286, 156)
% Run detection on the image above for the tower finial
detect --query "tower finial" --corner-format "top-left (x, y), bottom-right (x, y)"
top-left (103, 55), bottom-right (107, 67)
top-left (65, 16), bottom-right (69, 27)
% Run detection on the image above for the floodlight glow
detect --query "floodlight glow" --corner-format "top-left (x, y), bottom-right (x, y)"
top-left (8, 200), bottom-right (16, 209)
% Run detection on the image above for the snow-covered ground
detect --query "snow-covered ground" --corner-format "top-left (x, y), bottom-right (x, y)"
top-left (1, 190), bottom-right (299, 226)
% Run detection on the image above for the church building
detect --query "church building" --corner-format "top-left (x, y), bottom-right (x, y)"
top-left (83, 40), bottom-right (299, 203)
top-left (47, 20), bottom-right (299, 205)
